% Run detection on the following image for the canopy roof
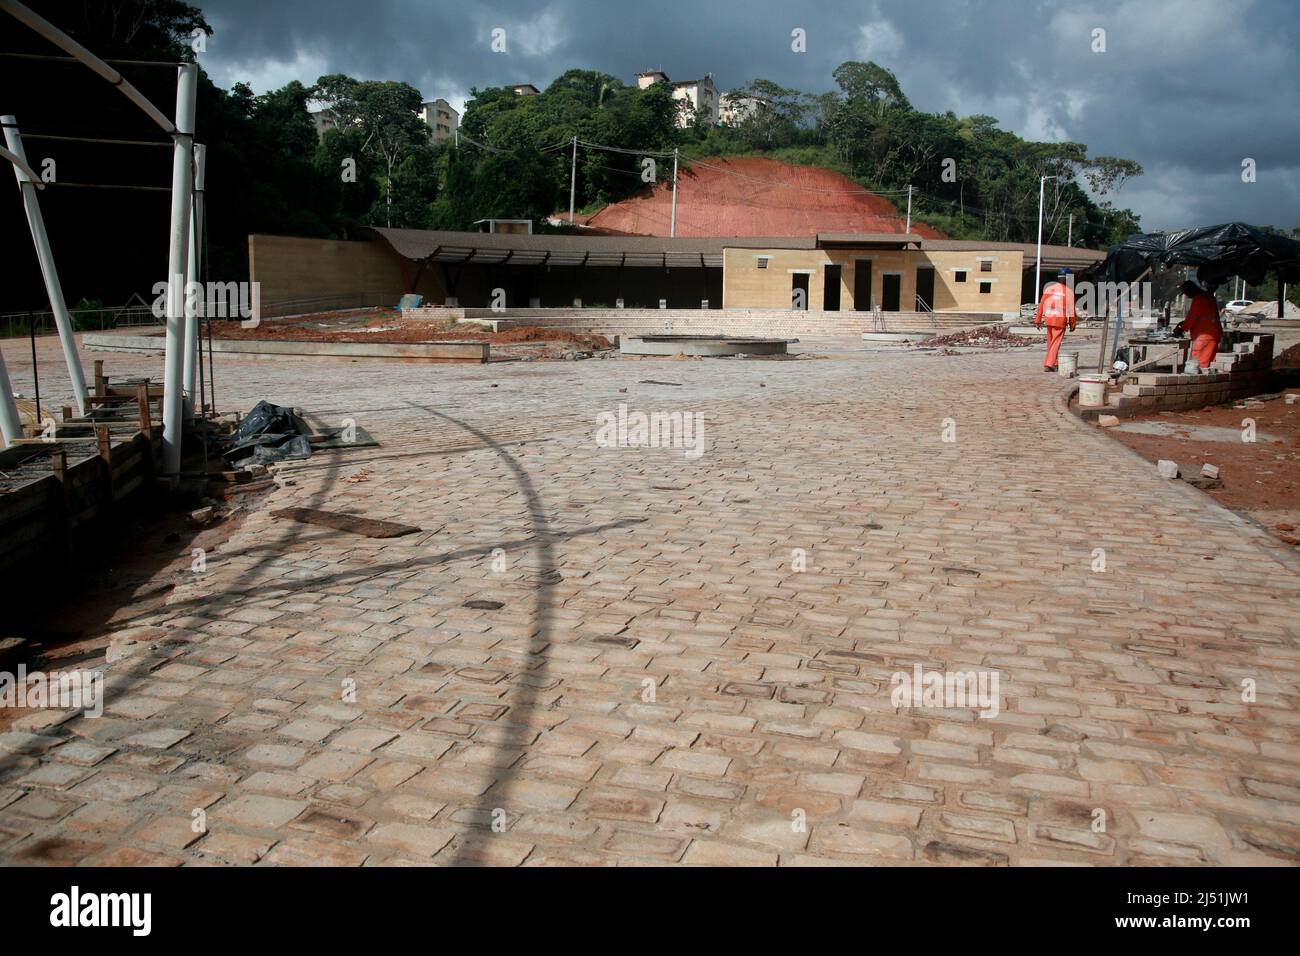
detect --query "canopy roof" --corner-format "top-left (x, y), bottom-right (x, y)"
top-left (1082, 222), bottom-right (1300, 288)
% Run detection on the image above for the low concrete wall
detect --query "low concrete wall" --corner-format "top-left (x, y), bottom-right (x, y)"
top-left (403, 306), bottom-right (1010, 337)
top-left (1077, 333), bottom-right (1276, 420)
top-left (83, 332), bottom-right (488, 363)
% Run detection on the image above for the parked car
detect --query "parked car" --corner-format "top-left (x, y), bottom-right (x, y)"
top-left (1224, 300), bottom-right (1253, 314)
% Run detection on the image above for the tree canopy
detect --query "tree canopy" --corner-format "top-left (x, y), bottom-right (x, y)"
top-left (12, 2), bottom-right (1291, 312)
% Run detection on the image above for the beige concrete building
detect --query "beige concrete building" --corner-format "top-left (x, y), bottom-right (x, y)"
top-left (249, 228), bottom-right (1102, 314)
top-left (722, 235), bottom-right (1026, 313)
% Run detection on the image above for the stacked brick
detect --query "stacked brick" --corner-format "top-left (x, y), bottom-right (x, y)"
top-left (1105, 333), bottom-right (1275, 415)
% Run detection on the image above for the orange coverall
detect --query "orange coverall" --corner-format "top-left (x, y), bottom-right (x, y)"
top-left (1035, 281), bottom-right (1077, 368)
top-left (1183, 292), bottom-right (1223, 369)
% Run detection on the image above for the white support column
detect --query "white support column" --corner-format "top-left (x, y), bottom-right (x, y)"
top-left (182, 143), bottom-right (206, 419)
top-left (3, 115), bottom-right (89, 416)
top-left (0, 348), bottom-right (22, 447)
top-left (162, 64), bottom-right (198, 476)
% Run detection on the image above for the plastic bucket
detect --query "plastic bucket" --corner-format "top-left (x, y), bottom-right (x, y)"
top-left (1058, 351), bottom-right (1079, 377)
top-left (1079, 375), bottom-right (1107, 407)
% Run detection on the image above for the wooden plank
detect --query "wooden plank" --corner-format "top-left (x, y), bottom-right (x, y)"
top-left (271, 507), bottom-right (421, 539)
top-left (137, 384), bottom-right (153, 435)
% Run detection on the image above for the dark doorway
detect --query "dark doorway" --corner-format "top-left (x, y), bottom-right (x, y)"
top-left (791, 272), bottom-right (810, 310)
top-left (915, 267), bottom-right (935, 311)
top-left (882, 273), bottom-right (901, 311)
top-left (823, 264), bottom-right (842, 311)
top-left (853, 260), bottom-right (873, 310)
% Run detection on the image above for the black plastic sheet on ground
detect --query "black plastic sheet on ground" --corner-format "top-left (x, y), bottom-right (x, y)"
top-left (1081, 221), bottom-right (1300, 290)
top-left (223, 400), bottom-right (313, 465)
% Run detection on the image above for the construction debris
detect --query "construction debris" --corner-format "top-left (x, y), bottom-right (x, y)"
top-left (1157, 459), bottom-right (1180, 479)
top-left (926, 325), bottom-right (1024, 349)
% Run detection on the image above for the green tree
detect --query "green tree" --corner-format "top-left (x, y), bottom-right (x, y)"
top-left (313, 75), bottom-right (428, 226)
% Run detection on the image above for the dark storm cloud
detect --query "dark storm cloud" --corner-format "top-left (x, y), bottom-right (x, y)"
top-left (196, 0), bottom-right (1300, 232)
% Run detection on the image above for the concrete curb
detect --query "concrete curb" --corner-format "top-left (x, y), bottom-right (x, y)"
top-left (1053, 381), bottom-right (1300, 575)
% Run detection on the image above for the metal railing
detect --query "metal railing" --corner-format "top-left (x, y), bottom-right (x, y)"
top-left (2, 291), bottom-right (399, 338)
top-left (1, 305), bottom-right (160, 338)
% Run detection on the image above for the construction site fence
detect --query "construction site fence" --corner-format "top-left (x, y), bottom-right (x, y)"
top-left (1, 293), bottom-right (397, 339)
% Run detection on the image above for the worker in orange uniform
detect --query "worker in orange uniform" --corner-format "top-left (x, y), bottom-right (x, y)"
top-left (1035, 268), bottom-right (1077, 372)
top-left (1174, 279), bottom-right (1223, 369)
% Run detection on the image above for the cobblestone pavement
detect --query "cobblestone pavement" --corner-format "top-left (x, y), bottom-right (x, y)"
top-left (2, 335), bottom-right (1298, 866)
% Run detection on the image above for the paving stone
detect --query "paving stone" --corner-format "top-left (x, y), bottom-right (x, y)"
top-left (215, 794), bottom-right (309, 829)
top-left (5, 340), bottom-right (1299, 867)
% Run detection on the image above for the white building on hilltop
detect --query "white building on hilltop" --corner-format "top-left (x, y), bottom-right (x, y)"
top-left (635, 70), bottom-right (719, 128)
top-left (720, 91), bottom-right (765, 126)
top-left (418, 98), bottom-right (459, 143)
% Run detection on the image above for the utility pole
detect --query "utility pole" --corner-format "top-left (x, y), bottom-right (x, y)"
top-left (904, 185), bottom-right (912, 234)
top-left (1067, 213), bottom-right (1073, 247)
top-left (670, 148), bottom-right (679, 238)
top-left (568, 135), bottom-right (577, 224)
top-left (162, 63), bottom-right (198, 477)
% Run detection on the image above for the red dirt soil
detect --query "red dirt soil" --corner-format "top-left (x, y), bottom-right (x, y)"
top-left (570, 157), bottom-right (947, 239)
top-left (1103, 394), bottom-right (1300, 548)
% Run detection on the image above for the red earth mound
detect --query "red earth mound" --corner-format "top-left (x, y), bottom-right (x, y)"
top-left (571, 156), bottom-right (946, 239)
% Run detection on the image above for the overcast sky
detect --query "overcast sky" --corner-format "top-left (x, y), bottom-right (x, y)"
top-left (196, 0), bottom-right (1299, 233)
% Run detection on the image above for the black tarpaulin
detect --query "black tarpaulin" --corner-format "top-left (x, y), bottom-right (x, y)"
top-left (1081, 222), bottom-right (1300, 289)
top-left (223, 400), bottom-right (313, 465)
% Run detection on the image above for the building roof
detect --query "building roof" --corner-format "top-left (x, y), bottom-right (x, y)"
top-left (369, 227), bottom-right (814, 268)
top-left (817, 232), bottom-right (924, 248)
top-left (367, 227), bottom-right (1103, 270)
top-left (922, 239), bottom-right (1106, 269)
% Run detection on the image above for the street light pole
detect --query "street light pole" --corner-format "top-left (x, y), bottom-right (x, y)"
top-left (1034, 175), bottom-right (1058, 307)
top-left (904, 185), bottom-right (912, 234)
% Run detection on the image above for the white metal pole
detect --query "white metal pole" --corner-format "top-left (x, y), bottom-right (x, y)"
top-left (0, 348), bottom-right (22, 447)
top-left (1034, 175), bottom-right (1046, 306)
top-left (162, 64), bottom-right (198, 476)
top-left (3, 115), bottom-right (90, 416)
top-left (670, 148), bottom-right (679, 238)
top-left (1068, 212), bottom-right (1073, 247)
top-left (0, 143), bottom-right (43, 185)
top-left (905, 185), bottom-right (912, 234)
top-left (182, 143), bottom-right (205, 419)
top-left (568, 136), bottom-right (577, 224)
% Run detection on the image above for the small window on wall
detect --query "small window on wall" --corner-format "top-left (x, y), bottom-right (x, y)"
top-left (979, 281), bottom-right (992, 294)
top-left (756, 257), bottom-right (770, 270)
top-left (955, 271), bottom-right (967, 283)
top-left (980, 260), bottom-right (993, 272)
